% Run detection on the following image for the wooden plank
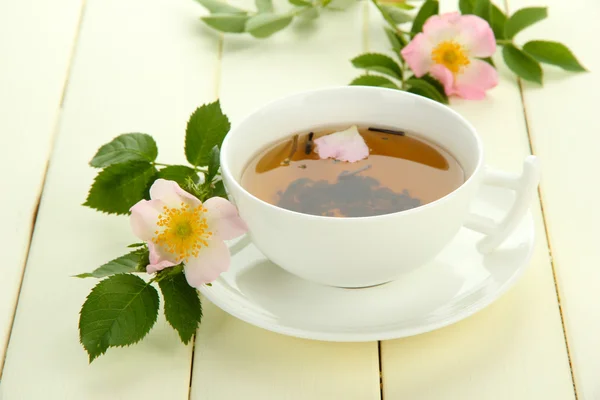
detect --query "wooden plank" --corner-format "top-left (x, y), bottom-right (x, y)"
top-left (0, 0), bottom-right (220, 397)
top-left (367, 2), bottom-right (576, 398)
top-left (190, 2), bottom-right (381, 399)
top-left (508, 0), bottom-right (599, 397)
top-left (0, 0), bottom-right (84, 369)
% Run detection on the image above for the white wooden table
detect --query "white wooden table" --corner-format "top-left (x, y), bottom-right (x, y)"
top-left (0, 0), bottom-right (597, 398)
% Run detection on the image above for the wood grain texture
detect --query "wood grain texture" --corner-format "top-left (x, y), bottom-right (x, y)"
top-left (0, 0), bottom-right (220, 397)
top-left (508, 0), bottom-right (599, 398)
top-left (367, 2), bottom-right (576, 399)
top-left (0, 0), bottom-right (84, 370)
top-left (190, 2), bottom-right (381, 399)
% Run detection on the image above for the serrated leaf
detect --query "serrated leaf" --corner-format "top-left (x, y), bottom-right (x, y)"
top-left (201, 14), bottom-right (249, 33)
top-left (411, 0), bottom-right (438, 34)
top-left (406, 77), bottom-right (448, 103)
top-left (489, 4), bottom-right (507, 40)
top-left (472, 0), bottom-right (490, 21)
top-left (75, 249), bottom-right (149, 278)
top-left (206, 146), bottom-right (220, 183)
top-left (459, 0), bottom-right (474, 14)
top-left (419, 74), bottom-right (449, 102)
top-left (158, 273), bottom-right (202, 344)
top-left (350, 74), bottom-right (400, 89)
top-left (212, 180), bottom-right (228, 198)
top-left (351, 53), bottom-right (403, 80)
top-left (157, 165), bottom-right (200, 187)
top-left (503, 44), bottom-right (543, 84)
top-left (289, 0), bottom-right (312, 5)
top-left (89, 133), bottom-right (158, 168)
top-left (246, 13), bottom-right (293, 38)
top-left (256, 0), bottom-right (273, 12)
top-left (380, 5), bottom-right (412, 24)
top-left (193, 0), bottom-right (247, 14)
top-left (84, 161), bottom-right (157, 215)
top-left (185, 101), bottom-right (230, 166)
top-left (384, 27), bottom-right (408, 52)
top-left (522, 40), bottom-right (586, 72)
top-left (79, 274), bottom-right (159, 362)
top-left (504, 7), bottom-right (547, 39)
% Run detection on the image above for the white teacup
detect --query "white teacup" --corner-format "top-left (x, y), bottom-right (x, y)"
top-left (221, 87), bottom-right (540, 288)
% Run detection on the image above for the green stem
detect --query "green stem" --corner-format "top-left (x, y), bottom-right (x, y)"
top-left (496, 39), bottom-right (512, 45)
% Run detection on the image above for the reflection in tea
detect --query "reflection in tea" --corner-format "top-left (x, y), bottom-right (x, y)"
top-left (241, 126), bottom-right (465, 217)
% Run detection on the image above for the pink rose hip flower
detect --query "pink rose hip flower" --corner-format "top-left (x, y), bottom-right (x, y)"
top-left (129, 179), bottom-right (247, 287)
top-left (401, 12), bottom-right (498, 100)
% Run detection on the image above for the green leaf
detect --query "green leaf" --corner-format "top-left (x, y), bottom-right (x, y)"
top-left (326, 0), bottom-right (355, 10)
top-left (350, 74), bottom-right (400, 89)
top-left (480, 56), bottom-right (495, 67)
top-left (489, 4), bottom-right (507, 40)
top-left (384, 27), bottom-right (408, 52)
top-left (84, 161), bottom-right (157, 215)
top-left (298, 6), bottom-right (319, 19)
top-left (503, 44), bottom-right (543, 84)
top-left (380, 5), bottom-right (412, 24)
top-left (193, 0), bottom-right (247, 14)
top-left (75, 249), bottom-right (149, 278)
top-left (206, 146), bottom-right (221, 183)
top-left (79, 274), bottom-right (159, 362)
top-left (351, 53), bottom-right (403, 80)
top-left (212, 180), bottom-right (228, 198)
top-left (380, 1), bottom-right (414, 10)
top-left (201, 14), bottom-right (249, 33)
top-left (419, 74), bottom-right (449, 103)
top-left (522, 40), bottom-right (587, 72)
top-left (289, 0), bottom-right (312, 5)
top-left (256, 0), bottom-right (273, 12)
top-left (411, 0), bottom-right (438, 34)
top-left (89, 133), bottom-right (158, 168)
top-left (406, 77), bottom-right (448, 104)
top-left (459, 0), bottom-right (474, 14)
top-left (472, 0), bottom-right (490, 21)
top-left (245, 13), bottom-right (294, 38)
top-left (185, 101), bottom-right (230, 166)
top-left (127, 242), bottom-right (146, 248)
top-left (158, 273), bottom-right (202, 344)
top-left (504, 7), bottom-right (547, 39)
top-left (157, 165), bottom-right (200, 187)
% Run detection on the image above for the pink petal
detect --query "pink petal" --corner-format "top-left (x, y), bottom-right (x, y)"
top-left (146, 242), bottom-right (177, 273)
top-left (130, 199), bottom-right (164, 241)
top-left (454, 15), bottom-right (496, 58)
top-left (422, 12), bottom-right (462, 44)
top-left (203, 197), bottom-right (248, 240)
top-left (454, 59), bottom-right (498, 99)
top-left (314, 126), bottom-right (369, 163)
top-left (429, 64), bottom-right (455, 96)
top-left (401, 33), bottom-right (434, 77)
top-left (183, 239), bottom-right (230, 287)
top-left (149, 179), bottom-right (200, 208)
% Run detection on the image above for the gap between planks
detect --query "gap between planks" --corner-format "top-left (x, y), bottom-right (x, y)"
top-left (0, 0), bottom-right (88, 380)
top-left (502, 0), bottom-right (579, 397)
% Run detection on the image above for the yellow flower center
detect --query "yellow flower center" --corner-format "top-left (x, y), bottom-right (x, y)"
top-left (431, 40), bottom-right (470, 74)
top-left (152, 203), bottom-right (212, 262)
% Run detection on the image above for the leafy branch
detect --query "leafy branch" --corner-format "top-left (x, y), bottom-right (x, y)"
top-left (77, 101), bottom-right (232, 361)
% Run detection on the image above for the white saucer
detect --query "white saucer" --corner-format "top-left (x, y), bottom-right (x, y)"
top-left (200, 186), bottom-right (535, 342)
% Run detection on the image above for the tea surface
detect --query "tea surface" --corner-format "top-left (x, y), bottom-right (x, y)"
top-left (241, 127), bottom-right (464, 217)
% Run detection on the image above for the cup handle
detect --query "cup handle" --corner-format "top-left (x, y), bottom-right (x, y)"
top-left (464, 155), bottom-right (541, 254)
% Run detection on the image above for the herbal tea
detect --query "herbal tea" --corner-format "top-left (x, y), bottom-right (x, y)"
top-left (241, 126), bottom-right (464, 217)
